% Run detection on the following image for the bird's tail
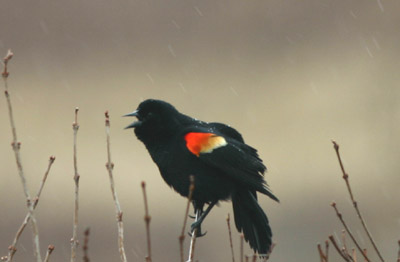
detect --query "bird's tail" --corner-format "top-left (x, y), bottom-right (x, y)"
top-left (232, 190), bottom-right (272, 255)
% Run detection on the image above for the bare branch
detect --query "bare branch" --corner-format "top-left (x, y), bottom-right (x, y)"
top-left (226, 213), bottom-right (235, 262)
top-left (341, 230), bottom-right (351, 260)
top-left (71, 108), bottom-right (80, 262)
top-left (44, 245), bottom-right (54, 262)
top-left (3, 49), bottom-right (13, 61)
top-left (179, 175), bottom-right (195, 262)
top-left (240, 234), bottom-right (244, 262)
top-left (141, 182), bottom-right (152, 262)
top-left (397, 240), bottom-right (400, 262)
top-left (352, 248), bottom-right (357, 262)
top-left (2, 49), bottom-right (42, 262)
top-left (83, 228), bottom-right (90, 262)
top-left (331, 202), bottom-right (369, 261)
top-left (325, 240), bottom-right (329, 262)
top-left (318, 244), bottom-right (327, 262)
top-left (2, 49), bottom-right (13, 78)
top-left (105, 111), bottom-right (127, 262)
top-left (363, 249), bottom-right (368, 262)
top-left (332, 141), bottom-right (385, 262)
top-left (328, 235), bottom-right (351, 262)
top-left (7, 156), bottom-right (55, 261)
top-left (4, 246), bottom-right (16, 262)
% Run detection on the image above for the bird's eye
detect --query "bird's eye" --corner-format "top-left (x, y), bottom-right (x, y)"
top-left (141, 112), bottom-right (153, 120)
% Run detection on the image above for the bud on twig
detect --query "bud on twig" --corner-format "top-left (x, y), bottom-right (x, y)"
top-left (3, 49), bottom-right (14, 62)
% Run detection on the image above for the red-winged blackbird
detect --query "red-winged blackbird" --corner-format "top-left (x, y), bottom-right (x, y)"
top-left (125, 99), bottom-right (278, 255)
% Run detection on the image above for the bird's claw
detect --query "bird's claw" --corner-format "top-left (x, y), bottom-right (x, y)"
top-left (188, 230), bottom-right (207, 238)
top-left (188, 214), bottom-right (196, 219)
top-left (189, 220), bottom-right (207, 237)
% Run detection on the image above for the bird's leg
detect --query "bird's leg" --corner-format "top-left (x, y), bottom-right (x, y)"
top-left (188, 202), bottom-right (206, 237)
top-left (190, 201), bottom-right (217, 237)
top-left (189, 208), bottom-right (206, 237)
top-left (188, 200), bottom-right (202, 219)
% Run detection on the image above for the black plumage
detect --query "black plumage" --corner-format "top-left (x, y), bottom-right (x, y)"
top-left (125, 99), bottom-right (278, 255)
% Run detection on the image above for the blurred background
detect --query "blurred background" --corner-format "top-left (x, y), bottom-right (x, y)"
top-left (1, 0), bottom-right (399, 261)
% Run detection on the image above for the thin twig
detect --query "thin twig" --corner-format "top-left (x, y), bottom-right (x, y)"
top-left (35, 156), bottom-right (56, 205)
top-left (4, 246), bottom-right (16, 262)
top-left (252, 253), bottom-right (257, 262)
top-left (2, 49), bottom-right (42, 262)
top-left (83, 228), bottom-right (90, 262)
top-left (325, 240), bottom-right (329, 262)
top-left (141, 182), bottom-right (152, 262)
top-left (179, 176), bottom-right (195, 262)
top-left (71, 108), bottom-right (80, 262)
top-left (2, 49), bottom-right (13, 78)
top-left (318, 244), bottom-right (327, 262)
top-left (331, 202), bottom-right (369, 261)
top-left (226, 213), bottom-right (235, 262)
top-left (7, 156), bottom-right (55, 261)
top-left (342, 230), bottom-right (351, 260)
top-left (332, 141), bottom-right (385, 262)
top-left (328, 235), bottom-right (351, 262)
top-left (343, 248), bottom-right (354, 262)
top-left (363, 249), bottom-right (368, 262)
top-left (187, 212), bottom-right (198, 261)
top-left (245, 255), bottom-right (249, 262)
top-left (352, 248), bottom-right (357, 262)
top-left (105, 111), bottom-right (127, 262)
top-left (240, 234), bottom-right (244, 262)
top-left (397, 240), bottom-right (400, 262)
top-left (44, 245), bottom-right (54, 262)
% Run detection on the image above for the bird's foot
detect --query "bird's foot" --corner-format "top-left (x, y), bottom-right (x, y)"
top-left (188, 230), bottom-right (207, 238)
top-left (188, 220), bottom-right (207, 237)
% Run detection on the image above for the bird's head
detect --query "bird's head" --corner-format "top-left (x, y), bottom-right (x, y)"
top-left (124, 99), bottom-right (182, 142)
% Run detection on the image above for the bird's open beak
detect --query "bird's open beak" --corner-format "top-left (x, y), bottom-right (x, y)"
top-left (123, 110), bottom-right (142, 129)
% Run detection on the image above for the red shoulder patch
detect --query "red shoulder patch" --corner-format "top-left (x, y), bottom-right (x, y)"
top-left (184, 132), bottom-right (227, 157)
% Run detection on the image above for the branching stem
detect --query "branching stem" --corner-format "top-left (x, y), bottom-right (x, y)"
top-left (141, 182), bottom-right (152, 262)
top-left (226, 213), bottom-right (235, 262)
top-left (330, 202), bottom-right (368, 261)
top-left (71, 108), bottom-right (80, 262)
top-left (240, 234), bottom-right (244, 262)
top-left (83, 228), bottom-right (90, 262)
top-left (2, 49), bottom-right (42, 262)
top-left (7, 156), bottom-right (55, 262)
top-left (44, 245), bottom-right (54, 262)
top-left (105, 111), bottom-right (127, 262)
top-left (328, 235), bottom-right (351, 262)
top-left (332, 141), bottom-right (385, 262)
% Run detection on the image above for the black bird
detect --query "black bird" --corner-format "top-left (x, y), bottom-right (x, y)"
top-left (125, 99), bottom-right (278, 255)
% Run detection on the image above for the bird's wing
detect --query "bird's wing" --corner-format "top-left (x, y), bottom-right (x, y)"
top-left (208, 122), bottom-right (245, 143)
top-left (182, 127), bottom-right (278, 201)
